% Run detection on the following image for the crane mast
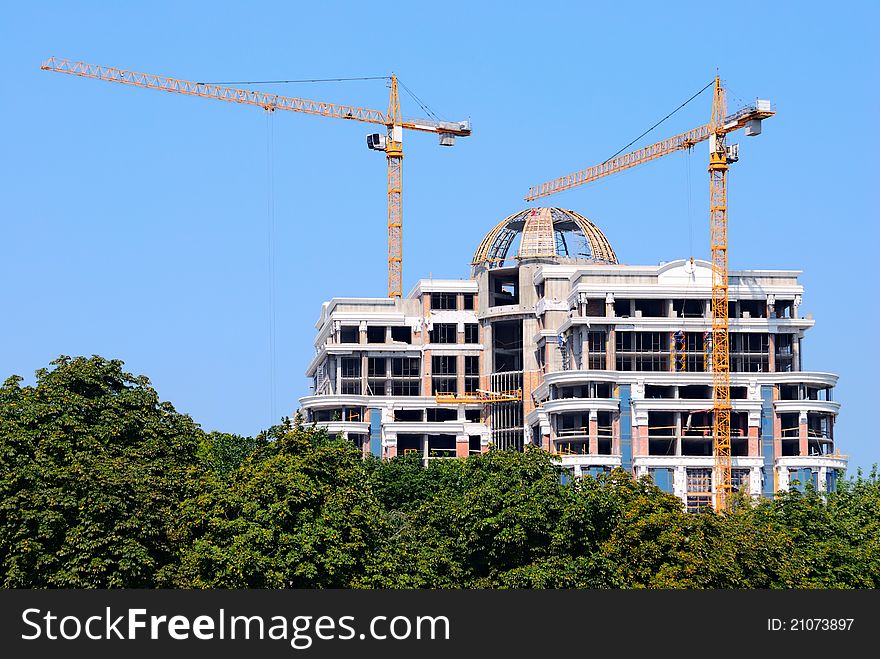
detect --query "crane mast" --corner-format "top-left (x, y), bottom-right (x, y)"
top-left (386, 75), bottom-right (403, 298)
top-left (708, 76), bottom-right (732, 512)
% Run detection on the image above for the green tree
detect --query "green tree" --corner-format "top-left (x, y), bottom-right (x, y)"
top-left (362, 447), bottom-right (620, 588)
top-left (0, 356), bottom-right (202, 587)
top-left (161, 426), bottom-right (392, 588)
top-left (744, 470), bottom-right (880, 588)
top-left (4, 356), bottom-right (878, 590)
top-left (197, 430), bottom-right (266, 476)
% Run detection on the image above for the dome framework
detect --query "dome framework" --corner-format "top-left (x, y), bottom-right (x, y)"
top-left (471, 207), bottom-right (618, 268)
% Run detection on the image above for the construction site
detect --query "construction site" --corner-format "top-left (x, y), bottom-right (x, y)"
top-left (39, 60), bottom-right (847, 513)
top-left (300, 205), bottom-right (845, 511)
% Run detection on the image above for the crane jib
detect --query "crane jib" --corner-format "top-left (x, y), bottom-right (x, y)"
top-left (41, 56), bottom-right (472, 300)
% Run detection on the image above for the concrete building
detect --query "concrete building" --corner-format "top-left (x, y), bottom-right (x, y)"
top-left (299, 207), bottom-right (845, 510)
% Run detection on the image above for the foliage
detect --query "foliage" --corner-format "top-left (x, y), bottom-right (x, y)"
top-left (0, 356), bottom-right (202, 587)
top-left (197, 430), bottom-right (266, 476)
top-left (159, 427), bottom-right (392, 588)
top-left (2, 356), bottom-right (878, 589)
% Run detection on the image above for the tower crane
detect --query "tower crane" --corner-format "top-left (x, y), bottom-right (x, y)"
top-left (41, 57), bottom-right (472, 298)
top-left (524, 77), bottom-right (774, 512)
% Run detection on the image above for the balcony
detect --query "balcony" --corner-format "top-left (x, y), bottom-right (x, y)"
top-left (774, 399), bottom-right (841, 416)
top-left (554, 453), bottom-right (622, 469)
top-left (633, 455), bottom-right (764, 468)
top-left (776, 455), bottom-right (847, 471)
top-left (543, 398), bottom-right (619, 414)
top-left (300, 394), bottom-right (369, 407)
top-left (317, 421), bottom-right (370, 437)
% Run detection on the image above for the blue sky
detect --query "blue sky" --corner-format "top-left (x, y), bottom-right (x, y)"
top-left (2, 1), bottom-right (877, 470)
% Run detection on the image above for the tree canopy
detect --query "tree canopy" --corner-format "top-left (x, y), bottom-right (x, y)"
top-left (0, 356), bottom-right (202, 587)
top-left (1, 356), bottom-right (878, 589)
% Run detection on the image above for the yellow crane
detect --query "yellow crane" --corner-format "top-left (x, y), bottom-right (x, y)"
top-left (525, 77), bottom-right (774, 512)
top-left (41, 57), bottom-right (472, 298)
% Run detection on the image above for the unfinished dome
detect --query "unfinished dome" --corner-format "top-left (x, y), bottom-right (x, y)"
top-left (471, 207), bottom-right (618, 270)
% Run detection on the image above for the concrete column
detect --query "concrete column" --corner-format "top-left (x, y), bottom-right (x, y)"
top-left (612, 413), bottom-right (620, 455)
top-left (589, 410), bottom-right (598, 455)
top-left (385, 435), bottom-right (397, 459)
top-left (675, 412), bottom-right (683, 456)
top-left (768, 333), bottom-right (776, 372)
top-left (482, 323), bottom-right (493, 375)
top-left (455, 434), bottom-right (469, 458)
top-left (359, 320), bottom-right (367, 345)
top-left (606, 329), bottom-right (615, 371)
top-left (748, 425), bottom-right (760, 457)
top-left (673, 467), bottom-right (687, 501)
top-left (334, 357), bottom-right (341, 395)
top-left (423, 349), bottom-right (432, 396)
top-left (635, 424), bottom-right (648, 457)
top-left (421, 435), bottom-right (429, 463)
top-left (750, 466), bottom-right (762, 496)
top-left (582, 329), bottom-right (590, 369)
top-left (818, 466), bottom-right (828, 492)
top-left (792, 336), bottom-right (801, 372)
top-left (522, 370), bottom-right (541, 429)
top-left (798, 411), bottom-right (809, 457)
top-left (777, 467), bottom-right (790, 491)
top-left (361, 353), bottom-right (368, 395)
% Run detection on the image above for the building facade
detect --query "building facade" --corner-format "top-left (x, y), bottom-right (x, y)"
top-left (299, 208), bottom-right (845, 509)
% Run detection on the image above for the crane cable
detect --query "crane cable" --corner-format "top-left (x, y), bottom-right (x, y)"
top-left (602, 79), bottom-right (714, 165)
top-left (266, 110), bottom-right (278, 427)
top-left (200, 73), bottom-right (445, 125)
top-left (685, 146), bottom-right (694, 259)
top-left (199, 76), bottom-right (388, 85)
top-left (398, 79), bottom-right (442, 122)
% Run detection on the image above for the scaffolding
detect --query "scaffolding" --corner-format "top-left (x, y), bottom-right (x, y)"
top-left (434, 389), bottom-right (521, 404)
top-left (672, 330), bottom-right (687, 372)
top-left (488, 371), bottom-right (526, 451)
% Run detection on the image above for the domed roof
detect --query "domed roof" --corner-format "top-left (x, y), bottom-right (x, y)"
top-left (471, 207), bottom-right (618, 268)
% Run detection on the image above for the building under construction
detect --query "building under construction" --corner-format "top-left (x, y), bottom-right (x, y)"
top-left (299, 207), bottom-right (846, 510)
